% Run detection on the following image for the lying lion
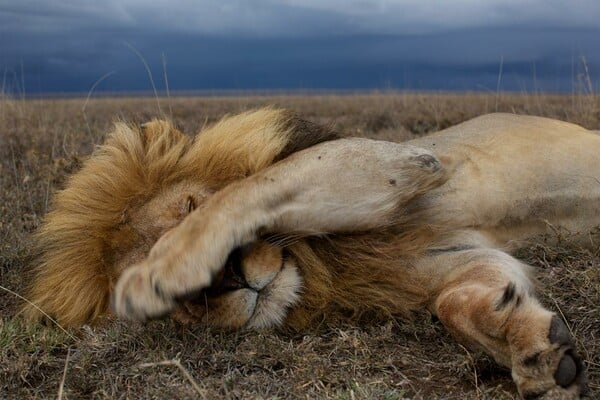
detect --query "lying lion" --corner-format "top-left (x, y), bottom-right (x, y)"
top-left (26, 109), bottom-right (598, 398)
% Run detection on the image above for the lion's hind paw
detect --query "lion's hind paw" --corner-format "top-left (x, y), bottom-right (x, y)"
top-left (514, 316), bottom-right (587, 400)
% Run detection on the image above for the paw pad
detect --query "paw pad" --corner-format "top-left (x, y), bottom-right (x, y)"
top-left (554, 353), bottom-right (577, 388)
top-left (548, 315), bottom-right (573, 346)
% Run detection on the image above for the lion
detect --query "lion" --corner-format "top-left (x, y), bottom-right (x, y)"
top-left (25, 108), bottom-right (599, 399)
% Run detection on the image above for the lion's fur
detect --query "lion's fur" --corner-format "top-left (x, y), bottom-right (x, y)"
top-left (285, 232), bottom-right (435, 329)
top-left (25, 108), bottom-right (327, 326)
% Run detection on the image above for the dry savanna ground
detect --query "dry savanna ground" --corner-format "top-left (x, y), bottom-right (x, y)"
top-left (1, 93), bottom-right (599, 399)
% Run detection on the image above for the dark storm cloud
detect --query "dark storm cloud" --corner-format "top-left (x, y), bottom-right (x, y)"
top-left (4, 1), bottom-right (600, 37)
top-left (1, 1), bottom-right (599, 93)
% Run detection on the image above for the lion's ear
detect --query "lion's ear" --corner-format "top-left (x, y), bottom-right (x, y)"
top-left (179, 108), bottom-right (340, 186)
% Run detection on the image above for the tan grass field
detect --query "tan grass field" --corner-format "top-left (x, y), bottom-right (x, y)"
top-left (0, 93), bottom-right (598, 399)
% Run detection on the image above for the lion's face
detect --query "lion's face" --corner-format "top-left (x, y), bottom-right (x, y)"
top-left (116, 181), bottom-right (302, 330)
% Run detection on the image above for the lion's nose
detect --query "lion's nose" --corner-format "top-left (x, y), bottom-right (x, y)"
top-left (204, 247), bottom-right (249, 295)
top-left (221, 247), bottom-right (250, 291)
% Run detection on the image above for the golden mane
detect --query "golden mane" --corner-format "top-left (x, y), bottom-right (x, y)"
top-left (25, 108), bottom-right (299, 326)
top-left (285, 229), bottom-right (434, 329)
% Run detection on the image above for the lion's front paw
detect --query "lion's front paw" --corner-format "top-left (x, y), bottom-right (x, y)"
top-left (112, 220), bottom-right (251, 321)
top-left (112, 263), bottom-right (176, 320)
top-left (512, 316), bottom-right (587, 400)
top-left (112, 254), bottom-right (219, 321)
top-left (112, 227), bottom-right (220, 321)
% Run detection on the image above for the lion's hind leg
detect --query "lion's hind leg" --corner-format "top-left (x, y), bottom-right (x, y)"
top-left (425, 247), bottom-right (587, 399)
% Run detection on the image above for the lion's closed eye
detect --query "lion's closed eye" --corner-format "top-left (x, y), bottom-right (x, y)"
top-left (186, 196), bottom-right (196, 214)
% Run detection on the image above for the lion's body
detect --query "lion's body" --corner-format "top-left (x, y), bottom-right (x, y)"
top-left (27, 110), bottom-right (596, 398)
top-left (408, 113), bottom-right (600, 248)
top-left (283, 114), bottom-right (600, 331)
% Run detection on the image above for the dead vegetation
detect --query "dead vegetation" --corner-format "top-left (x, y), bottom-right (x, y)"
top-left (1, 93), bottom-right (598, 399)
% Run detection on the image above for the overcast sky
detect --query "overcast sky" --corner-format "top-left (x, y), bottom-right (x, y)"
top-left (1, 0), bottom-right (599, 93)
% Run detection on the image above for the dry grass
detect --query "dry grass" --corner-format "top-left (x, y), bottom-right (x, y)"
top-left (1, 93), bottom-right (598, 399)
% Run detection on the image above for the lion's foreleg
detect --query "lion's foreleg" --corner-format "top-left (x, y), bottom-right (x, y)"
top-left (112, 138), bottom-right (446, 321)
top-left (427, 249), bottom-right (586, 399)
